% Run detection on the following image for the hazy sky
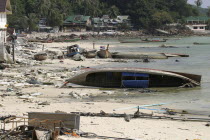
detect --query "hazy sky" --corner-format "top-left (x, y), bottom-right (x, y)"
top-left (188, 0), bottom-right (210, 8)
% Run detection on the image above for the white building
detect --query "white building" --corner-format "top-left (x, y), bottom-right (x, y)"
top-left (185, 16), bottom-right (210, 33)
top-left (0, 0), bottom-right (12, 62)
top-left (185, 24), bottom-right (207, 32)
top-left (0, 12), bottom-right (7, 29)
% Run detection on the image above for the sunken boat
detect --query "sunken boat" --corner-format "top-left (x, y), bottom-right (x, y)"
top-left (193, 42), bottom-right (210, 45)
top-left (111, 52), bottom-right (167, 59)
top-left (66, 68), bottom-right (201, 88)
top-left (120, 39), bottom-right (167, 43)
top-left (120, 40), bottom-right (149, 43)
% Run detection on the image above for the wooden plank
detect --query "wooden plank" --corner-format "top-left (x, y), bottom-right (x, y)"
top-left (3, 116), bottom-right (16, 123)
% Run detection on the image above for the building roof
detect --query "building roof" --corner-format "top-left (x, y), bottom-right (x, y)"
top-left (186, 16), bottom-right (210, 21)
top-left (92, 18), bottom-right (103, 23)
top-left (117, 15), bottom-right (130, 20)
top-left (102, 15), bottom-right (110, 19)
top-left (0, 0), bottom-right (12, 14)
top-left (0, 0), bottom-right (7, 12)
top-left (64, 15), bottom-right (90, 24)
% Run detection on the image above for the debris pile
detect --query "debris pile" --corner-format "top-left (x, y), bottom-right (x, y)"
top-left (1, 105), bottom-right (208, 140)
top-left (0, 112), bottom-right (80, 140)
top-left (27, 33), bottom-right (88, 43)
top-left (0, 66), bottom-right (82, 96)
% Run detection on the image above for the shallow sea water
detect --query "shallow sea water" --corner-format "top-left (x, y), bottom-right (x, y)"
top-left (85, 36), bottom-right (210, 115)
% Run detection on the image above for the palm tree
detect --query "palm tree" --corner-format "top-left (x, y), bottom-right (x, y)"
top-left (195, 0), bottom-right (202, 7)
top-left (107, 5), bottom-right (120, 18)
top-left (207, 8), bottom-right (210, 17)
top-left (28, 13), bottom-right (39, 31)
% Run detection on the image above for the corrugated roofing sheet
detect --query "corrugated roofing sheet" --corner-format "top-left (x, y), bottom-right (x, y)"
top-left (117, 15), bottom-right (129, 20)
top-left (186, 16), bottom-right (210, 21)
top-left (92, 18), bottom-right (103, 23)
top-left (64, 15), bottom-right (90, 24)
top-left (0, 0), bottom-right (7, 12)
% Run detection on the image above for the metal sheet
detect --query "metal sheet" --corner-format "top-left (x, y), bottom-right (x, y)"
top-left (122, 72), bottom-right (149, 77)
top-left (122, 80), bottom-right (149, 88)
top-left (28, 112), bottom-right (80, 130)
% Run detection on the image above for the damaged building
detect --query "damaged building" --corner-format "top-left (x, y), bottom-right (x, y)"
top-left (0, 0), bottom-right (12, 63)
top-left (63, 15), bottom-right (91, 32)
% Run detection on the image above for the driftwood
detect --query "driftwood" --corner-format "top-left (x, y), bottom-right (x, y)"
top-left (34, 52), bottom-right (47, 61)
top-left (71, 110), bottom-right (210, 122)
top-left (80, 132), bottom-right (135, 140)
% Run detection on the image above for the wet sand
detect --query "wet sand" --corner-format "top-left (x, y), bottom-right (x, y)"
top-left (1, 34), bottom-right (210, 140)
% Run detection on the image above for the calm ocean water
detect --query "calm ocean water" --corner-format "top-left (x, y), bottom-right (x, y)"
top-left (89, 36), bottom-right (210, 115)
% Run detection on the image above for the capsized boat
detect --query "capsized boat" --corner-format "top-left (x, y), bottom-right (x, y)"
top-left (54, 38), bottom-right (80, 42)
top-left (120, 39), bottom-right (167, 43)
top-left (65, 68), bottom-right (201, 88)
top-left (141, 38), bottom-right (167, 42)
top-left (120, 40), bottom-right (149, 43)
top-left (164, 53), bottom-right (189, 57)
top-left (193, 42), bottom-right (210, 45)
top-left (111, 52), bottom-right (167, 59)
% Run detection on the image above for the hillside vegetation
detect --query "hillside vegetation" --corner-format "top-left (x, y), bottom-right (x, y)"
top-left (8, 0), bottom-right (201, 31)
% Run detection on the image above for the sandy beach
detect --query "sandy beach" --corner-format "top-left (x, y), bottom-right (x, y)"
top-left (0, 33), bottom-right (210, 140)
top-left (1, 92), bottom-right (210, 140)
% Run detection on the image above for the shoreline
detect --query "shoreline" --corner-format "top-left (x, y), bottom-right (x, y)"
top-left (1, 34), bottom-right (210, 140)
top-left (1, 93), bottom-right (210, 140)
top-left (24, 30), bottom-right (210, 40)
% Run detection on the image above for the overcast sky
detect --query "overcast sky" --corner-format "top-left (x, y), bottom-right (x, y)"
top-left (188, 0), bottom-right (210, 8)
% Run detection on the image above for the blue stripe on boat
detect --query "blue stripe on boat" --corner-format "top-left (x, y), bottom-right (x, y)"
top-left (122, 80), bottom-right (149, 88)
top-left (122, 72), bottom-right (149, 77)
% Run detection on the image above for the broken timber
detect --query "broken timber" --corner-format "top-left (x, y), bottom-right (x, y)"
top-left (71, 111), bottom-right (210, 122)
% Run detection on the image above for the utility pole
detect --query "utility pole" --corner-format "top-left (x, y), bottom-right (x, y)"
top-left (12, 37), bottom-right (15, 63)
top-left (11, 35), bottom-right (17, 63)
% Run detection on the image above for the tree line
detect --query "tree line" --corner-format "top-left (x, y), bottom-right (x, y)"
top-left (8, 0), bottom-right (207, 32)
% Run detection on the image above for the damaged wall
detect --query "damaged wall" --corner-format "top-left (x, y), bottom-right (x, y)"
top-left (28, 112), bottom-right (80, 130)
top-left (0, 13), bottom-right (7, 29)
top-left (0, 30), bottom-right (6, 62)
top-left (0, 30), bottom-right (13, 63)
top-left (0, 12), bottom-right (9, 62)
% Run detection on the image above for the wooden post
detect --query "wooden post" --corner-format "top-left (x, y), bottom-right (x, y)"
top-left (54, 123), bottom-right (55, 131)
top-left (12, 121), bottom-right (14, 129)
top-left (105, 44), bottom-right (110, 58)
top-left (106, 44), bottom-right (109, 50)
top-left (24, 118), bottom-right (25, 125)
top-left (93, 43), bottom-right (95, 49)
top-left (12, 40), bottom-right (15, 63)
top-left (4, 121), bottom-right (5, 130)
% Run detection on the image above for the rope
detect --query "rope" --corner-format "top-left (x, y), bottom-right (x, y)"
top-left (80, 131), bottom-right (135, 140)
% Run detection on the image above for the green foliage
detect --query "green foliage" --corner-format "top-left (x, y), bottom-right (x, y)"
top-left (8, 15), bottom-right (28, 30)
top-left (207, 8), bottom-right (210, 17)
top-left (72, 0), bottom-right (103, 17)
top-left (150, 11), bottom-right (173, 29)
top-left (36, 0), bottom-right (71, 26)
top-left (8, 0), bottom-right (200, 31)
top-left (107, 5), bottom-right (120, 18)
top-left (48, 9), bottom-right (63, 27)
top-left (206, 19), bottom-right (210, 30)
top-left (28, 13), bottom-right (39, 31)
top-left (10, 0), bottom-right (26, 15)
top-left (118, 23), bottom-right (131, 31)
top-left (195, 0), bottom-right (202, 7)
top-left (190, 4), bottom-right (208, 16)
